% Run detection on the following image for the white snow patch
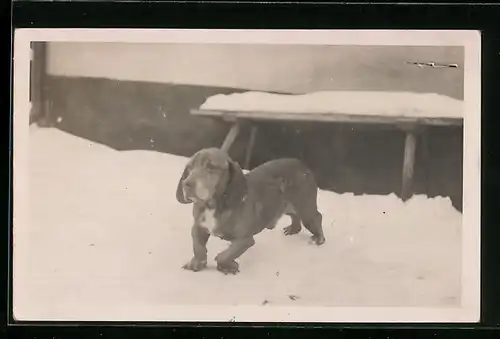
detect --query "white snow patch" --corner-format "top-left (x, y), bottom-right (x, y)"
top-left (200, 91), bottom-right (464, 119)
top-left (14, 126), bottom-right (462, 321)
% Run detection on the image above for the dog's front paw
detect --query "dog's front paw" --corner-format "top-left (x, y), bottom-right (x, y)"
top-left (309, 235), bottom-right (326, 246)
top-left (216, 260), bottom-right (239, 275)
top-left (182, 258), bottom-right (207, 272)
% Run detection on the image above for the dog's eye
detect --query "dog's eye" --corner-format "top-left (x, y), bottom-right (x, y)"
top-left (206, 162), bottom-right (221, 171)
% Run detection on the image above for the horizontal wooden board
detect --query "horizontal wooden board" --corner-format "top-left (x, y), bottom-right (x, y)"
top-left (191, 109), bottom-right (463, 126)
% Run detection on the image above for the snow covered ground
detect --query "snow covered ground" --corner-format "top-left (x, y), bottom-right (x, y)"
top-left (200, 91), bottom-right (464, 119)
top-left (14, 126), bottom-right (462, 321)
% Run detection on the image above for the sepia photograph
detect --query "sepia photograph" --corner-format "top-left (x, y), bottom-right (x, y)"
top-left (12, 29), bottom-right (481, 323)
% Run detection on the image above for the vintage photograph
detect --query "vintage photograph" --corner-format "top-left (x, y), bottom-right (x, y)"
top-left (12, 30), bottom-right (481, 323)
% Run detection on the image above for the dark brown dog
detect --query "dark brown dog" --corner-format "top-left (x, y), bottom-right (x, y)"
top-left (176, 148), bottom-right (325, 275)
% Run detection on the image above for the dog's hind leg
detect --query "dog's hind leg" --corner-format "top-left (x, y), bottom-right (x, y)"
top-left (284, 169), bottom-right (326, 245)
top-left (283, 212), bottom-right (302, 235)
top-left (282, 203), bottom-right (302, 235)
top-left (301, 211), bottom-right (325, 245)
top-left (292, 193), bottom-right (326, 245)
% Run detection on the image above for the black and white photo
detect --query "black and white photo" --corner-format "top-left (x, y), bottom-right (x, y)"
top-left (12, 29), bottom-right (481, 323)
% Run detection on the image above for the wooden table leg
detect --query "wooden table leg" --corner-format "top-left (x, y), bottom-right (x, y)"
top-left (244, 125), bottom-right (258, 170)
top-left (420, 127), bottom-right (431, 194)
top-left (401, 128), bottom-right (418, 201)
top-left (221, 122), bottom-right (241, 153)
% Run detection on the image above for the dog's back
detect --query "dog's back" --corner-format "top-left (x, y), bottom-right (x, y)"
top-left (247, 158), bottom-right (318, 194)
top-left (243, 158), bottom-right (320, 232)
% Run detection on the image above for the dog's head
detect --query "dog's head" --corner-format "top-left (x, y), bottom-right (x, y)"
top-left (176, 148), bottom-right (247, 208)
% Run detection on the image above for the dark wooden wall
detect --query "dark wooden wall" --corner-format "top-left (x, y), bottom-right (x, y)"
top-left (39, 76), bottom-right (463, 211)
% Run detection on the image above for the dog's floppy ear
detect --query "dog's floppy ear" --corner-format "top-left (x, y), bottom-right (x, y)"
top-left (220, 159), bottom-right (248, 209)
top-left (176, 165), bottom-right (192, 204)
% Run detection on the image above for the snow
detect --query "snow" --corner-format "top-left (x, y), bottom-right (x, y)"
top-left (200, 91), bottom-right (464, 119)
top-left (14, 126), bottom-right (462, 321)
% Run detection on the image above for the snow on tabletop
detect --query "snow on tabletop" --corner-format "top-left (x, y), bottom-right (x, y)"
top-left (15, 126), bottom-right (462, 320)
top-left (200, 91), bottom-right (464, 119)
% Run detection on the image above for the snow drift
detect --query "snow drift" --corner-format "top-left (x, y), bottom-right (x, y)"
top-left (14, 126), bottom-right (462, 321)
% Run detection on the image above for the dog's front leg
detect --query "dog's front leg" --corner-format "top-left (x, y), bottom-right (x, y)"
top-left (215, 237), bottom-right (255, 275)
top-left (183, 225), bottom-right (210, 272)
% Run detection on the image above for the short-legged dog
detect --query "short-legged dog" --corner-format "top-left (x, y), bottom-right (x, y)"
top-left (176, 148), bottom-right (325, 275)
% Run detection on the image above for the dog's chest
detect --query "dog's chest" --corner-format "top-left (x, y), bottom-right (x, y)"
top-left (199, 208), bottom-right (218, 234)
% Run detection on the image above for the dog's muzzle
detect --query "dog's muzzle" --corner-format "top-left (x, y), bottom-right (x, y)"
top-left (182, 178), bottom-right (210, 202)
top-left (182, 179), bottom-right (197, 201)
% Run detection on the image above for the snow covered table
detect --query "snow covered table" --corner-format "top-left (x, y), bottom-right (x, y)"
top-left (192, 91), bottom-right (464, 200)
